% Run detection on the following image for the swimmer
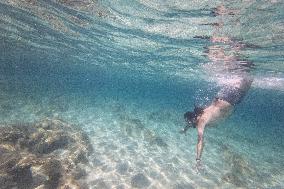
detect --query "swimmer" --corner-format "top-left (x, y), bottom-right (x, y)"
top-left (180, 77), bottom-right (253, 163)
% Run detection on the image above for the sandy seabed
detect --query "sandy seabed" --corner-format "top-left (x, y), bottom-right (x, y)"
top-left (0, 90), bottom-right (283, 189)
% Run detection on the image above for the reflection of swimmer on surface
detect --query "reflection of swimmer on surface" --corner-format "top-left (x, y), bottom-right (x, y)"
top-left (180, 76), bottom-right (253, 163)
top-left (211, 5), bottom-right (239, 16)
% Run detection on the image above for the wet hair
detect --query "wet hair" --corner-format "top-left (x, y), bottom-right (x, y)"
top-left (184, 111), bottom-right (196, 123)
top-left (193, 105), bottom-right (204, 116)
top-left (184, 105), bottom-right (204, 125)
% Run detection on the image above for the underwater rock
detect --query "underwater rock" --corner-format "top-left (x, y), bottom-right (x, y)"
top-left (92, 158), bottom-right (104, 167)
top-left (119, 116), bottom-right (168, 148)
top-left (143, 130), bottom-right (168, 148)
top-left (143, 129), bottom-right (156, 142)
top-left (0, 150), bottom-right (22, 189)
top-left (221, 172), bottom-right (243, 187)
top-left (73, 150), bottom-right (88, 164)
top-left (119, 117), bottom-right (145, 138)
top-left (12, 164), bottom-right (33, 188)
top-left (116, 162), bottom-right (129, 175)
top-left (149, 136), bottom-right (168, 148)
top-left (43, 159), bottom-right (63, 188)
top-left (221, 145), bottom-right (263, 188)
top-left (72, 166), bottom-right (87, 180)
top-left (0, 118), bottom-right (93, 189)
top-left (131, 173), bottom-right (151, 188)
top-left (0, 174), bottom-right (15, 189)
top-left (33, 131), bottom-right (71, 154)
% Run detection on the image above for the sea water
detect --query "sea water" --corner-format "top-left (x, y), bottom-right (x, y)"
top-left (0, 0), bottom-right (284, 188)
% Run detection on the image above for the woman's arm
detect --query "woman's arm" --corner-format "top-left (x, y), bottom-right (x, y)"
top-left (196, 120), bottom-right (206, 161)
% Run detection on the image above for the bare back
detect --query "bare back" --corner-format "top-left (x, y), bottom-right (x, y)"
top-left (197, 99), bottom-right (233, 127)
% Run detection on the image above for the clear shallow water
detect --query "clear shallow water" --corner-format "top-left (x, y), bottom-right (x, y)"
top-left (0, 0), bottom-right (284, 188)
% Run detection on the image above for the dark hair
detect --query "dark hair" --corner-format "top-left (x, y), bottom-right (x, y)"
top-left (194, 105), bottom-right (204, 116)
top-left (184, 105), bottom-right (204, 124)
top-left (184, 111), bottom-right (196, 122)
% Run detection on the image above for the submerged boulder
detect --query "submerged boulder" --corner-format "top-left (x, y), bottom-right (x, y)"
top-left (131, 173), bottom-right (151, 188)
top-left (0, 118), bottom-right (93, 189)
top-left (119, 115), bottom-right (167, 148)
top-left (220, 144), bottom-right (269, 188)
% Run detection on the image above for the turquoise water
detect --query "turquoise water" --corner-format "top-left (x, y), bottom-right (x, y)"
top-left (0, 0), bottom-right (284, 188)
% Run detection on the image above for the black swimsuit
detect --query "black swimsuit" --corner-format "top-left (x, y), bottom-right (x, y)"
top-left (216, 86), bottom-right (247, 105)
top-left (215, 77), bottom-right (253, 106)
